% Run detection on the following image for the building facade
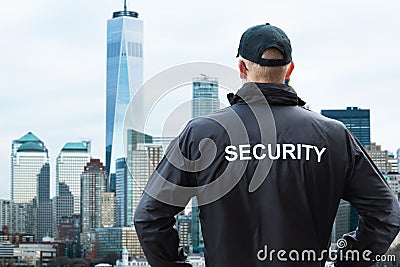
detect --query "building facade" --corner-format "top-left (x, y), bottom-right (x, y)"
top-left (0, 200), bottom-right (26, 234)
top-left (365, 142), bottom-right (389, 173)
top-left (56, 141), bottom-right (91, 215)
top-left (115, 130), bottom-right (153, 228)
top-left (14, 243), bottom-right (57, 267)
top-left (88, 227), bottom-right (143, 261)
top-left (36, 163), bottom-right (52, 241)
top-left (11, 132), bottom-right (49, 204)
top-left (128, 143), bottom-right (162, 220)
top-left (192, 75), bottom-right (219, 119)
top-left (57, 215), bottom-right (80, 258)
top-left (52, 182), bottom-right (74, 238)
top-left (321, 107), bottom-right (370, 147)
top-left (101, 192), bottom-right (115, 228)
top-left (80, 159), bottom-right (107, 257)
top-left (115, 158), bottom-right (130, 228)
top-left (388, 153), bottom-right (398, 173)
top-left (105, 7), bottom-right (144, 175)
top-left (176, 212), bottom-right (192, 253)
top-left (397, 149), bottom-right (400, 172)
top-left (385, 173), bottom-right (400, 201)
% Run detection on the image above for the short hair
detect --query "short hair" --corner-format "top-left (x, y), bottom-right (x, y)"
top-left (241, 48), bottom-right (290, 82)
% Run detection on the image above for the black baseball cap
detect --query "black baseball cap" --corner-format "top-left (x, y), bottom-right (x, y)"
top-left (237, 23), bottom-right (292, 66)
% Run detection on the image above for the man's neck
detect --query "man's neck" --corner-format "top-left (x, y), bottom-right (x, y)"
top-left (246, 76), bottom-right (285, 84)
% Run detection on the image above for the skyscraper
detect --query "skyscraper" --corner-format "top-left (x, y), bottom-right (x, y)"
top-left (115, 158), bottom-right (130, 227)
top-left (191, 75), bottom-right (219, 254)
top-left (56, 141), bottom-right (91, 215)
top-left (192, 75), bottom-right (219, 118)
top-left (52, 182), bottom-right (74, 238)
top-left (129, 143), bottom-right (162, 215)
top-left (11, 132), bottom-right (49, 204)
top-left (115, 130), bottom-right (153, 228)
top-left (321, 107), bottom-right (370, 147)
top-left (80, 159), bottom-right (107, 257)
top-left (36, 163), bottom-right (52, 241)
top-left (105, 3), bottom-right (144, 176)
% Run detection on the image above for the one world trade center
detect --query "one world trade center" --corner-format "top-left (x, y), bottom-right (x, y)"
top-left (105, 2), bottom-right (143, 176)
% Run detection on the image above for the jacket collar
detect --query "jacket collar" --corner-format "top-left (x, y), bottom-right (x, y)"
top-left (227, 82), bottom-right (306, 106)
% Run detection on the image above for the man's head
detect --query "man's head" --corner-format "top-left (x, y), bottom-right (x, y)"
top-left (237, 23), bottom-right (294, 83)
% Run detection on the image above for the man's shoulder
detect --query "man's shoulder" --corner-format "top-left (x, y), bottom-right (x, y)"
top-left (181, 107), bottom-right (235, 142)
top-left (187, 107), bottom-right (233, 129)
top-left (295, 107), bottom-right (348, 131)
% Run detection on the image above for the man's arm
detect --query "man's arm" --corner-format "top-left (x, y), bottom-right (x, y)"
top-left (134, 123), bottom-right (198, 267)
top-left (336, 131), bottom-right (400, 266)
top-left (134, 191), bottom-right (191, 267)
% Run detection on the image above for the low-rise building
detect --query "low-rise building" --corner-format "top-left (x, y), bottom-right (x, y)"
top-left (14, 243), bottom-right (56, 267)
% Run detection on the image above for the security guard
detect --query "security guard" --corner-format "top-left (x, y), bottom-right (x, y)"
top-left (134, 24), bottom-right (400, 266)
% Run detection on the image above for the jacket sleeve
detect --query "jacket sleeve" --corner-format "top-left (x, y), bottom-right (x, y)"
top-left (134, 191), bottom-right (192, 267)
top-left (335, 131), bottom-right (400, 266)
top-left (134, 124), bottom-right (197, 267)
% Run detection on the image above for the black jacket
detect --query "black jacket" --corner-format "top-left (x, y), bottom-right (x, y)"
top-left (134, 83), bottom-right (400, 267)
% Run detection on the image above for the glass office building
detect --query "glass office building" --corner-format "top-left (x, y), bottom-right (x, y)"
top-left (105, 7), bottom-right (144, 176)
top-left (56, 141), bottom-right (91, 215)
top-left (115, 157), bottom-right (131, 227)
top-left (11, 132), bottom-right (49, 204)
top-left (192, 75), bottom-right (219, 119)
top-left (321, 107), bottom-right (370, 147)
top-left (88, 227), bottom-right (142, 260)
top-left (115, 130), bottom-right (154, 228)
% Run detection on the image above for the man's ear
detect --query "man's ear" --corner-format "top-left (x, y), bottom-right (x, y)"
top-left (238, 60), bottom-right (247, 79)
top-left (285, 61), bottom-right (295, 79)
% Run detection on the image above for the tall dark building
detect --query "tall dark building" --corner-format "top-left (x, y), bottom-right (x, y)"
top-left (52, 182), bottom-right (74, 238)
top-left (80, 159), bottom-right (107, 257)
top-left (58, 215), bottom-right (81, 258)
top-left (321, 107), bottom-right (370, 147)
top-left (321, 107), bottom-right (371, 242)
top-left (36, 163), bottom-right (52, 241)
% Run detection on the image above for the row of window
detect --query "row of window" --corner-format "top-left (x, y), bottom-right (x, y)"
top-left (107, 42), bottom-right (143, 58)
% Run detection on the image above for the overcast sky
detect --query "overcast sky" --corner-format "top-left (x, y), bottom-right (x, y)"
top-left (1, 0), bottom-right (399, 199)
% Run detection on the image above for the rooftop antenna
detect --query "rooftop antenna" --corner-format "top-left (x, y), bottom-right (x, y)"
top-left (113, 0), bottom-right (138, 18)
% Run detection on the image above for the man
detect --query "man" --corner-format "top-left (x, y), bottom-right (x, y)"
top-left (134, 23), bottom-right (400, 266)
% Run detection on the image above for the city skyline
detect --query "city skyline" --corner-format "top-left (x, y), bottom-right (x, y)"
top-left (1, 0), bottom-right (400, 200)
